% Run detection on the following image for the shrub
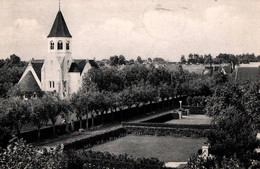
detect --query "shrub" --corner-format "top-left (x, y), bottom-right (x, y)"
top-left (64, 127), bottom-right (128, 150)
top-left (124, 126), bottom-right (209, 138)
top-left (186, 96), bottom-right (192, 106)
top-left (66, 150), bottom-right (165, 169)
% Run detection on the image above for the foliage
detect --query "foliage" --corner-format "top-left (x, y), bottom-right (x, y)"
top-left (0, 139), bottom-right (67, 169)
top-left (124, 126), bottom-right (209, 138)
top-left (66, 150), bottom-right (165, 169)
top-left (4, 97), bottom-right (30, 137)
top-left (64, 127), bottom-right (127, 150)
top-left (0, 54), bottom-right (27, 97)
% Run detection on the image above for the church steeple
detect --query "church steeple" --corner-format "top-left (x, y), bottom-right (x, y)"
top-left (47, 11), bottom-right (72, 38)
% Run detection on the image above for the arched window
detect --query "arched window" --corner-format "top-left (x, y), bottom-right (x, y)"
top-left (58, 40), bottom-right (63, 50)
top-left (53, 81), bottom-right (55, 88)
top-left (50, 41), bottom-right (54, 50)
top-left (66, 41), bottom-right (70, 50)
top-left (49, 81), bottom-right (52, 88)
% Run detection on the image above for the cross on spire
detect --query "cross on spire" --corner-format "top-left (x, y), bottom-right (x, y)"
top-left (59, 0), bottom-right (61, 11)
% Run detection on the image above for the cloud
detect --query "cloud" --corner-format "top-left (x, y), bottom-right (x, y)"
top-left (0, 18), bottom-right (45, 60)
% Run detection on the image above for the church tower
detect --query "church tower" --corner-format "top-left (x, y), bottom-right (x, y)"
top-left (41, 8), bottom-right (72, 98)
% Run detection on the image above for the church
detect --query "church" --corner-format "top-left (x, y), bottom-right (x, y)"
top-left (18, 9), bottom-right (99, 99)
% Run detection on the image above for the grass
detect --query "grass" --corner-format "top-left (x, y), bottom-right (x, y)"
top-left (88, 135), bottom-right (206, 162)
top-left (165, 115), bottom-right (211, 125)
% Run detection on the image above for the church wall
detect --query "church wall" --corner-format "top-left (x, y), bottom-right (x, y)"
top-left (41, 58), bottom-right (62, 93)
top-left (69, 72), bottom-right (81, 94)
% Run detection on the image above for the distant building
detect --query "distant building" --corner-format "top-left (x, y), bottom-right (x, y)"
top-left (235, 65), bottom-right (260, 83)
top-left (18, 9), bottom-right (98, 99)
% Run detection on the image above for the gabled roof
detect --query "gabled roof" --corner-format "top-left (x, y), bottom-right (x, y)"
top-left (222, 65), bottom-right (232, 74)
top-left (69, 62), bottom-right (81, 72)
top-left (47, 11), bottom-right (72, 38)
top-left (31, 60), bottom-right (44, 81)
top-left (18, 71), bottom-right (42, 92)
top-left (89, 60), bottom-right (99, 68)
top-left (236, 67), bottom-right (260, 82)
top-left (68, 59), bottom-right (99, 74)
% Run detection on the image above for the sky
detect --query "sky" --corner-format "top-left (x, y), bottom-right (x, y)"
top-left (1, 0), bottom-right (260, 62)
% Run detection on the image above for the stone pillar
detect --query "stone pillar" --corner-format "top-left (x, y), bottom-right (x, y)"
top-left (202, 146), bottom-right (209, 159)
top-left (179, 100), bottom-right (182, 109)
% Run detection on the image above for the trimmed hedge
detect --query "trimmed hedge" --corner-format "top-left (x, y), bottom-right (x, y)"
top-left (66, 150), bottom-right (166, 169)
top-left (124, 126), bottom-right (210, 138)
top-left (143, 113), bottom-right (179, 123)
top-left (64, 127), bottom-right (128, 150)
top-left (182, 106), bottom-right (206, 114)
top-left (122, 122), bottom-right (210, 130)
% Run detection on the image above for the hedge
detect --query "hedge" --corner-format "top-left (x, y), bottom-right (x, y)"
top-left (124, 126), bottom-right (210, 138)
top-left (122, 122), bottom-right (211, 130)
top-left (63, 127), bottom-right (128, 150)
top-left (66, 150), bottom-right (166, 169)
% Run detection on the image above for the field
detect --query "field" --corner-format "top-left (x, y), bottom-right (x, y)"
top-left (88, 135), bottom-right (206, 162)
top-left (166, 115), bottom-right (211, 125)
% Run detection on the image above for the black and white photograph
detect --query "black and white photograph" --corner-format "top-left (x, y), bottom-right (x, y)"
top-left (0, 0), bottom-right (259, 168)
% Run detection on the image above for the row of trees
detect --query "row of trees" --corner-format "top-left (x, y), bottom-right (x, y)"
top-left (180, 53), bottom-right (260, 65)
top-left (1, 63), bottom-right (222, 142)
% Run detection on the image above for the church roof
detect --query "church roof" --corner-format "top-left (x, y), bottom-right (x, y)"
top-left (69, 59), bottom-right (99, 74)
top-left (69, 62), bottom-right (81, 73)
top-left (47, 11), bottom-right (72, 38)
top-left (31, 60), bottom-right (44, 81)
top-left (18, 71), bottom-right (42, 92)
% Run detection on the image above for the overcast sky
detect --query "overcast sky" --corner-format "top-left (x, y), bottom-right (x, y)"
top-left (1, 0), bottom-right (260, 62)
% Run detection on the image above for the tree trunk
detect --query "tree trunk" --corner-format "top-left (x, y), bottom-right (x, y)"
top-left (52, 124), bottom-right (56, 136)
top-left (17, 126), bottom-right (21, 139)
top-left (65, 122), bottom-right (69, 132)
top-left (91, 114), bottom-right (95, 128)
top-left (86, 113), bottom-right (89, 130)
top-left (101, 111), bottom-right (104, 125)
top-left (79, 117), bottom-right (82, 129)
top-left (37, 128), bottom-right (41, 141)
top-left (111, 109), bottom-right (114, 122)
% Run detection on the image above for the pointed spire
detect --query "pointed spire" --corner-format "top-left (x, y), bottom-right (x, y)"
top-left (47, 10), bottom-right (72, 38)
top-left (59, 0), bottom-right (61, 11)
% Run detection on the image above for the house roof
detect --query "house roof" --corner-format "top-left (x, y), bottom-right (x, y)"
top-left (69, 59), bottom-right (99, 74)
top-left (182, 64), bottom-right (205, 75)
top-left (31, 60), bottom-right (44, 81)
top-left (222, 65), bottom-right (232, 74)
top-left (88, 60), bottom-right (99, 68)
top-left (47, 11), bottom-right (72, 38)
top-left (236, 67), bottom-right (260, 82)
top-left (18, 71), bottom-right (42, 92)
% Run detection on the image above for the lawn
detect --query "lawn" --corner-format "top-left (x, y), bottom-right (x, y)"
top-left (88, 135), bottom-right (206, 162)
top-left (165, 115), bottom-right (211, 125)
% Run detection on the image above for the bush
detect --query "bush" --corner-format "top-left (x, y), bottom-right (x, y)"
top-left (0, 139), bottom-right (67, 169)
top-left (66, 150), bottom-right (165, 169)
top-left (122, 122), bottom-right (210, 130)
top-left (64, 127), bottom-right (128, 150)
top-left (124, 126), bottom-right (209, 138)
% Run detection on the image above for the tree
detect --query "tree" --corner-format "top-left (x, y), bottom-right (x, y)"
top-left (4, 97), bottom-right (30, 138)
top-left (180, 55), bottom-right (186, 64)
top-left (136, 56), bottom-right (143, 64)
top-left (71, 90), bottom-right (89, 129)
top-left (29, 99), bottom-right (49, 141)
top-left (110, 55), bottom-right (119, 66)
top-left (118, 55), bottom-right (126, 65)
top-left (43, 94), bottom-right (62, 136)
